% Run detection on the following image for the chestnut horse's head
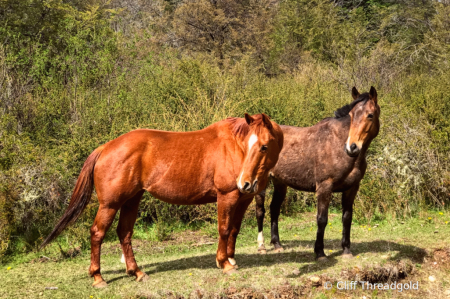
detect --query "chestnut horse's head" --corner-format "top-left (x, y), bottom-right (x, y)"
top-left (336, 86), bottom-right (380, 157)
top-left (228, 113), bottom-right (283, 194)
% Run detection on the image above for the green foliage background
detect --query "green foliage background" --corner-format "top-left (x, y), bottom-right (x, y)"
top-left (0, 0), bottom-right (449, 260)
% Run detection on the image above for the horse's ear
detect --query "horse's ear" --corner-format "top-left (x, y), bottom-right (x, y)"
top-left (351, 87), bottom-right (360, 100)
top-left (244, 113), bottom-right (254, 125)
top-left (369, 86), bottom-right (378, 104)
top-left (261, 113), bottom-right (273, 129)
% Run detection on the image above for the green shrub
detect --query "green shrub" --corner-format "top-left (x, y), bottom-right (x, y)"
top-left (0, 0), bottom-right (449, 259)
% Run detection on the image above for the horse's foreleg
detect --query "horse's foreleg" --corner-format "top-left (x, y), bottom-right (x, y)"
top-left (270, 182), bottom-right (287, 252)
top-left (89, 205), bottom-right (118, 288)
top-left (216, 191), bottom-right (240, 274)
top-left (341, 184), bottom-right (359, 258)
top-left (117, 191), bottom-right (148, 282)
top-left (314, 182), bottom-right (332, 261)
top-left (227, 197), bottom-right (253, 267)
top-left (255, 191), bottom-right (266, 254)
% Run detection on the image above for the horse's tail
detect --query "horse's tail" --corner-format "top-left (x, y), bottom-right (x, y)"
top-left (40, 146), bottom-right (104, 249)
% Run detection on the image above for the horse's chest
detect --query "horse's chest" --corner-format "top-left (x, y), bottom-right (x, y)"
top-left (337, 167), bottom-right (363, 190)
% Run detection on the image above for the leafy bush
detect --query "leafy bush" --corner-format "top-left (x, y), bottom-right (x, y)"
top-left (0, 0), bottom-right (449, 259)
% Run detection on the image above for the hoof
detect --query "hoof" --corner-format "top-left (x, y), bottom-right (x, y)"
top-left (223, 268), bottom-right (238, 275)
top-left (342, 253), bottom-right (353, 259)
top-left (273, 247), bottom-right (284, 253)
top-left (136, 273), bottom-right (149, 282)
top-left (92, 280), bottom-right (108, 288)
top-left (317, 256), bottom-right (328, 262)
top-left (258, 245), bottom-right (267, 254)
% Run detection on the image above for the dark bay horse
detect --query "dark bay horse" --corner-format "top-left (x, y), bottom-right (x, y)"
top-left (41, 113), bottom-right (283, 288)
top-left (255, 87), bottom-right (380, 260)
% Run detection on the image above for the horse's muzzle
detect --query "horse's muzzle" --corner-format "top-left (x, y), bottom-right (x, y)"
top-left (345, 143), bottom-right (360, 157)
top-left (239, 180), bottom-right (258, 194)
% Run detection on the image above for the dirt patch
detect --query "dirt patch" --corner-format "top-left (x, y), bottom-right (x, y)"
top-left (421, 247), bottom-right (450, 271)
top-left (431, 248), bottom-right (450, 269)
top-left (340, 260), bottom-right (416, 283)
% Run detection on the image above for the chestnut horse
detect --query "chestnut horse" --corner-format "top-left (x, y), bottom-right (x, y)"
top-left (255, 87), bottom-right (380, 260)
top-left (41, 113), bottom-right (283, 288)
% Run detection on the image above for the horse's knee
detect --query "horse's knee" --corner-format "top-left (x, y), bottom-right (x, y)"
top-left (219, 225), bottom-right (230, 238)
top-left (256, 206), bottom-right (265, 219)
top-left (342, 210), bottom-right (353, 225)
top-left (317, 215), bottom-right (328, 228)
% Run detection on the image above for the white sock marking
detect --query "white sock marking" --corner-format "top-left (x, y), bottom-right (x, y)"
top-left (257, 231), bottom-right (265, 247)
top-left (121, 254), bottom-right (125, 263)
top-left (228, 257), bottom-right (236, 266)
top-left (346, 136), bottom-right (351, 152)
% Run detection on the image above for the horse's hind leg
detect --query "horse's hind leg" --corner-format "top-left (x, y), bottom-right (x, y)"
top-left (270, 182), bottom-right (287, 252)
top-left (341, 184), bottom-right (359, 258)
top-left (314, 181), bottom-right (332, 261)
top-left (117, 190), bottom-right (148, 282)
top-left (227, 197), bottom-right (254, 268)
top-left (89, 205), bottom-right (119, 288)
top-left (255, 191), bottom-right (267, 254)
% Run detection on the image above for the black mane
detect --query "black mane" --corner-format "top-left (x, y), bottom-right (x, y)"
top-left (334, 93), bottom-right (370, 118)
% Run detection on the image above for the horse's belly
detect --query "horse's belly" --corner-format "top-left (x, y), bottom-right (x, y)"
top-left (146, 182), bottom-right (217, 205)
top-left (272, 171), bottom-right (316, 192)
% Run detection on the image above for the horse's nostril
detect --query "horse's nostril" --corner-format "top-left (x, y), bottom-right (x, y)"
top-left (350, 143), bottom-right (357, 151)
top-left (252, 180), bottom-right (258, 191)
top-left (243, 182), bottom-right (251, 191)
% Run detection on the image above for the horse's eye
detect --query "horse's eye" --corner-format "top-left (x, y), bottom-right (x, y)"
top-left (260, 145), bottom-right (268, 152)
top-left (368, 113), bottom-right (374, 119)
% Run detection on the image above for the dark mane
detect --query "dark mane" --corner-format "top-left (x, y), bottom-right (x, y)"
top-left (334, 93), bottom-right (370, 118)
top-left (226, 114), bottom-right (265, 138)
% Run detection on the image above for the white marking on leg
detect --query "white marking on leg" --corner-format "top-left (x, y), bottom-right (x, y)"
top-left (257, 231), bottom-right (265, 247)
top-left (121, 253), bottom-right (125, 263)
top-left (228, 257), bottom-right (236, 266)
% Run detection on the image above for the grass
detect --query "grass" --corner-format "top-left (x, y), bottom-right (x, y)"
top-left (1, 211), bottom-right (450, 298)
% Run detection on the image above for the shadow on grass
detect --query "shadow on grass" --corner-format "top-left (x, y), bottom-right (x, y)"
top-left (102, 239), bottom-right (426, 283)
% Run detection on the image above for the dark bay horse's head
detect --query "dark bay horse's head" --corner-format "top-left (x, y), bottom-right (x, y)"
top-left (341, 86), bottom-right (380, 157)
top-left (229, 113), bottom-right (283, 194)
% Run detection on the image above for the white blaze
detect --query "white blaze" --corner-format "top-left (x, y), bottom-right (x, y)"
top-left (237, 172), bottom-right (244, 189)
top-left (248, 134), bottom-right (258, 151)
top-left (257, 231), bottom-right (265, 247)
top-left (346, 136), bottom-right (351, 152)
top-left (238, 134), bottom-right (258, 189)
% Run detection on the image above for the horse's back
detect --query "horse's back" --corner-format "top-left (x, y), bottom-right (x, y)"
top-left (93, 124), bottom-right (234, 205)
